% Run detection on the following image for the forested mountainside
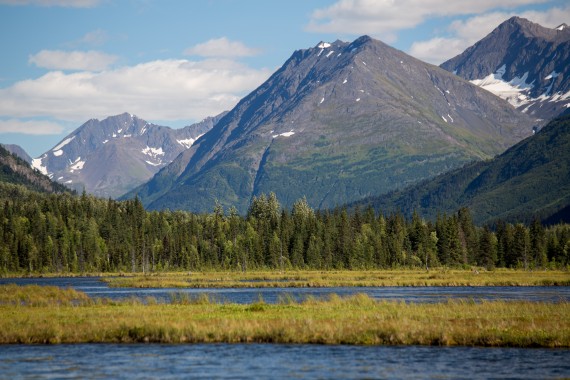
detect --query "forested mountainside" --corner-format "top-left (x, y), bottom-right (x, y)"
top-left (352, 115), bottom-right (570, 225)
top-left (0, 145), bottom-right (70, 194)
top-left (0, 144), bottom-right (31, 163)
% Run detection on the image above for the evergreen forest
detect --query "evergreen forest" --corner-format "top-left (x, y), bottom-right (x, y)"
top-left (1, 182), bottom-right (568, 275)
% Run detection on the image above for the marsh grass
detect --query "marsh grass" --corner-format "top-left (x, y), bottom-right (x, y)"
top-left (1, 284), bottom-right (568, 347)
top-left (0, 284), bottom-right (91, 306)
top-left (103, 269), bottom-right (570, 288)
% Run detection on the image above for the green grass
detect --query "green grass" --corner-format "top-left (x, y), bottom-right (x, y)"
top-left (103, 269), bottom-right (570, 288)
top-left (0, 284), bottom-right (568, 347)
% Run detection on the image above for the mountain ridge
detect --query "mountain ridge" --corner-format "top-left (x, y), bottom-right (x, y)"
top-left (441, 16), bottom-right (570, 120)
top-left (127, 35), bottom-right (538, 213)
top-left (32, 112), bottom-right (224, 198)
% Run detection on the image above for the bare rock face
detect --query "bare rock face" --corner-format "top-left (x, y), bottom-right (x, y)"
top-left (129, 35), bottom-right (538, 214)
top-left (441, 17), bottom-right (570, 121)
top-left (32, 112), bottom-right (223, 198)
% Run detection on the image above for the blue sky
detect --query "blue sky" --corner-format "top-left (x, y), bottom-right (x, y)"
top-left (0, 0), bottom-right (568, 158)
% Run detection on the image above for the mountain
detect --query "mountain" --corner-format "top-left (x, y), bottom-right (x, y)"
top-left (353, 114), bottom-right (570, 225)
top-left (0, 144), bottom-right (32, 164)
top-left (32, 112), bottom-right (223, 198)
top-left (441, 17), bottom-right (570, 121)
top-left (127, 35), bottom-right (538, 214)
top-left (0, 144), bottom-right (70, 194)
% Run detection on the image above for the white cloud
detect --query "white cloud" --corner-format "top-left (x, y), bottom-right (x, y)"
top-left (408, 38), bottom-right (467, 65)
top-left (0, 59), bottom-right (272, 123)
top-left (0, 119), bottom-right (65, 135)
top-left (409, 6), bottom-right (570, 64)
top-left (29, 50), bottom-right (118, 71)
top-left (0, 0), bottom-right (100, 7)
top-left (306, 0), bottom-right (548, 37)
top-left (184, 37), bottom-right (261, 58)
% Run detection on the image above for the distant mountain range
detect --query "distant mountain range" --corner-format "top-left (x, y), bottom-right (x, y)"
top-left (0, 144), bottom-right (69, 194)
top-left (126, 35), bottom-right (538, 213)
top-left (441, 16), bottom-right (570, 121)
top-left (352, 114), bottom-right (570, 225)
top-left (31, 112), bottom-right (223, 198)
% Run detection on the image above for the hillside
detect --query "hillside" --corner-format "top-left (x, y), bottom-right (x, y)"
top-left (127, 35), bottom-right (538, 213)
top-left (0, 144), bottom-right (31, 163)
top-left (353, 114), bottom-right (570, 225)
top-left (0, 145), bottom-right (70, 194)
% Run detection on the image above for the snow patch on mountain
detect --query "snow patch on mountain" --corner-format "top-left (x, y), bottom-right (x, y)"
top-left (69, 158), bottom-right (85, 172)
top-left (272, 130), bottom-right (295, 138)
top-left (53, 150), bottom-right (63, 157)
top-left (177, 134), bottom-right (204, 149)
top-left (470, 64), bottom-right (534, 108)
top-left (53, 136), bottom-right (75, 152)
top-left (142, 146), bottom-right (165, 158)
top-left (32, 156), bottom-right (48, 176)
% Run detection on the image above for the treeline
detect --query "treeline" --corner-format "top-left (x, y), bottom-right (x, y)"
top-left (0, 183), bottom-right (568, 274)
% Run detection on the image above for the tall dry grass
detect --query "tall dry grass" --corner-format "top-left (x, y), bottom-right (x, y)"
top-left (0, 284), bottom-right (568, 347)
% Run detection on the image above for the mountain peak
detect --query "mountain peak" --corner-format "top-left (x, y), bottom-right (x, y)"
top-left (33, 112), bottom-right (218, 198)
top-left (497, 16), bottom-right (569, 40)
top-left (130, 34), bottom-right (536, 214)
top-left (441, 17), bottom-right (570, 120)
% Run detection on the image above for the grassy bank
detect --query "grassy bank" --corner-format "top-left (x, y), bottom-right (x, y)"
top-left (1, 285), bottom-right (568, 347)
top-left (103, 269), bottom-right (570, 288)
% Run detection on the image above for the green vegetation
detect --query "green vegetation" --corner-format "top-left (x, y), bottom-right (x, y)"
top-left (1, 285), bottom-right (568, 346)
top-left (1, 180), bottom-right (569, 275)
top-left (104, 269), bottom-right (570, 288)
top-left (356, 115), bottom-right (570, 225)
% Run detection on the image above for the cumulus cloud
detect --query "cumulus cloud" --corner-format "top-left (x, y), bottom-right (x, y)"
top-left (410, 6), bottom-right (570, 64)
top-left (306, 0), bottom-right (547, 37)
top-left (0, 59), bottom-right (272, 123)
top-left (0, 119), bottom-right (65, 135)
top-left (185, 37), bottom-right (261, 58)
top-left (29, 50), bottom-right (118, 71)
top-left (0, 0), bottom-right (100, 7)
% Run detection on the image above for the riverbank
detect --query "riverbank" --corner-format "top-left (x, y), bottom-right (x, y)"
top-left (102, 269), bottom-right (570, 288)
top-left (1, 285), bottom-right (568, 347)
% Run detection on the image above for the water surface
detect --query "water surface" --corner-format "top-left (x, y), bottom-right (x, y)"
top-left (0, 276), bottom-right (568, 304)
top-left (0, 344), bottom-right (568, 379)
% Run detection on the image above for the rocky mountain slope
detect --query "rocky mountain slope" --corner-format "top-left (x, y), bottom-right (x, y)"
top-left (0, 144), bottom-right (31, 164)
top-left (0, 144), bottom-right (69, 194)
top-left (441, 17), bottom-right (570, 121)
top-left (353, 114), bottom-right (570, 225)
top-left (127, 35), bottom-right (538, 213)
top-left (32, 112), bottom-right (223, 198)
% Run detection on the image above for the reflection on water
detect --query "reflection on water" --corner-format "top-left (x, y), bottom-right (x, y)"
top-left (0, 276), bottom-right (569, 304)
top-left (0, 344), bottom-right (568, 379)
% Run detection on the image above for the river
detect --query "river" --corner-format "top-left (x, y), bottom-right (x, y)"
top-left (1, 276), bottom-right (569, 304)
top-left (2, 277), bottom-right (569, 378)
top-left (0, 344), bottom-right (568, 379)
